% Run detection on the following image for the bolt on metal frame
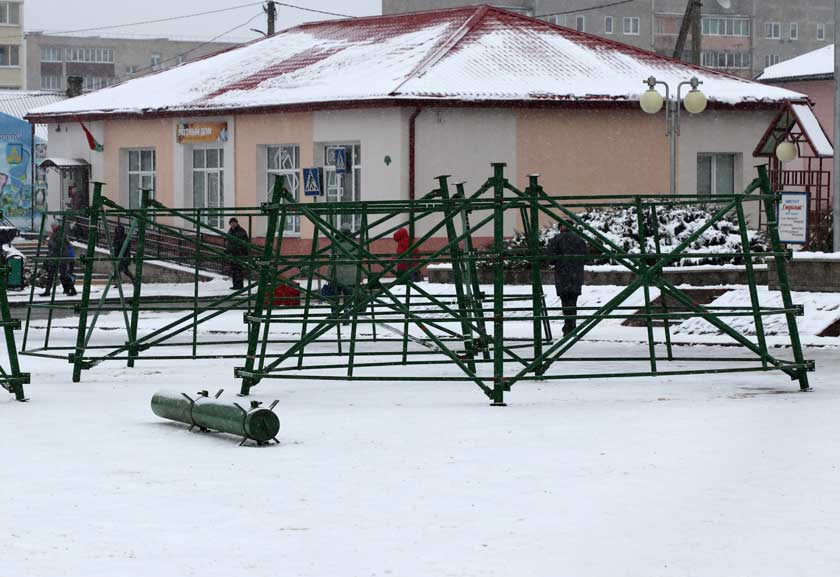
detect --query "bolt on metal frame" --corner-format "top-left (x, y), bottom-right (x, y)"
top-left (237, 164), bottom-right (813, 406)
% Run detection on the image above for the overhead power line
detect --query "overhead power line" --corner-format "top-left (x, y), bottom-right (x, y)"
top-left (273, 2), bottom-right (355, 18)
top-left (537, 0), bottom-right (638, 18)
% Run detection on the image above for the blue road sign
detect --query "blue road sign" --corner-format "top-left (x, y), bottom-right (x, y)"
top-left (328, 147), bottom-right (347, 174)
top-left (303, 167), bottom-right (323, 197)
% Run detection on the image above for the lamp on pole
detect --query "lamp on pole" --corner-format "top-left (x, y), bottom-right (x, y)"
top-left (640, 76), bottom-right (708, 196)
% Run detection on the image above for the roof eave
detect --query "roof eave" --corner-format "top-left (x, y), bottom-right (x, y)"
top-left (25, 97), bottom-right (793, 124)
top-left (760, 73), bottom-right (834, 84)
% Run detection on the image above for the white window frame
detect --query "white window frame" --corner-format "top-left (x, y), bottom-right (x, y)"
top-left (40, 75), bottom-right (61, 90)
top-left (0, 2), bottom-right (20, 25)
top-left (576, 15), bottom-right (586, 32)
top-left (604, 16), bottom-right (614, 35)
top-left (697, 153), bottom-right (737, 196)
top-left (789, 22), bottom-right (798, 40)
top-left (551, 15), bottom-right (566, 27)
top-left (765, 22), bottom-right (781, 39)
top-left (0, 44), bottom-right (19, 67)
top-left (192, 147), bottom-right (225, 229)
top-left (765, 53), bottom-right (781, 68)
top-left (127, 149), bottom-right (156, 210)
top-left (150, 53), bottom-right (162, 68)
top-left (623, 16), bottom-right (640, 35)
top-left (324, 144), bottom-right (362, 232)
top-left (817, 23), bottom-right (826, 41)
top-left (266, 145), bottom-right (301, 236)
top-left (41, 46), bottom-right (62, 62)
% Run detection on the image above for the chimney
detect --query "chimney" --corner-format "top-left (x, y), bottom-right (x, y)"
top-left (66, 76), bottom-right (83, 98)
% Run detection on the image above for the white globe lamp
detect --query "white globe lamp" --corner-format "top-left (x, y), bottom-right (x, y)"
top-left (640, 88), bottom-right (664, 114)
top-left (775, 141), bottom-right (798, 162)
top-left (684, 88), bottom-right (708, 114)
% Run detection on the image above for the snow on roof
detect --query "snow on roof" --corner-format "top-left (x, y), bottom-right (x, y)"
top-left (791, 103), bottom-right (833, 157)
top-left (28, 6), bottom-right (803, 121)
top-left (0, 90), bottom-right (65, 141)
top-left (758, 45), bottom-right (834, 82)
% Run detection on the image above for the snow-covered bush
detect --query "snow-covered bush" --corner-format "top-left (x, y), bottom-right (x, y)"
top-left (488, 204), bottom-right (768, 269)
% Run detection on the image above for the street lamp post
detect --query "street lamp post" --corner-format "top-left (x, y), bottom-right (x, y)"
top-left (640, 76), bottom-right (708, 196)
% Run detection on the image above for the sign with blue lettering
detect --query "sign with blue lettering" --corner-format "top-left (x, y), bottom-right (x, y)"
top-left (328, 147), bottom-right (347, 174)
top-left (303, 167), bottom-right (323, 197)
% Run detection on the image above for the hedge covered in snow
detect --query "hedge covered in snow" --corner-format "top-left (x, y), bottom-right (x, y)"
top-left (495, 205), bottom-right (768, 269)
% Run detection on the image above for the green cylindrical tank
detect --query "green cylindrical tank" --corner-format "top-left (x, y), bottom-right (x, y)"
top-left (151, 390), bottom-right (280, 446)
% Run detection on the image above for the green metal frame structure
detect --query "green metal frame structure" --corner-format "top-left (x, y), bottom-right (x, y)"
top-left (237, 164), bottom-right (812, 405)
top-left (0, 222), bottom-right (28, 402)
top-left (21, 184), bottom-right (266, 381)
top-left (21, 165), bottom-right (812, 406)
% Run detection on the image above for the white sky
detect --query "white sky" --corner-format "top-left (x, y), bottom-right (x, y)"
top-left (23, 0), bottom-right (382, 43)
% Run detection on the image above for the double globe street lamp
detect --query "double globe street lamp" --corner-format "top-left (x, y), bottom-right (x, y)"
top-left (640, 76), bottom-right (707, 196)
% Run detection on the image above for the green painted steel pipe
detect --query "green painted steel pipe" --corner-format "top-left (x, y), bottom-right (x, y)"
top-left (151, 390), bottom-right (280, 446)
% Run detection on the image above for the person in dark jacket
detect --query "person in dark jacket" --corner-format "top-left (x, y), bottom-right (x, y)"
top-left (112, 222), bottom-right (135, 284)
top-left (548, 223), bottom-right (588, 336)
top-left (226, 217), bottom-right (250, 290)
top-left (40, 223), bottom-right (77, 296)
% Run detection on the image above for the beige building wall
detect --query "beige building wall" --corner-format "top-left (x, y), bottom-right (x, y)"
top-left (679, 109), bottom-right (777, 195)
top-left (516, 108), bottom-right (670, 206)
top-left (102, 118), bottom-right (175, 207)
top-left (0, 0), bottom-right (24, 89)
top-left (415, 107), bottom-right (518, 237)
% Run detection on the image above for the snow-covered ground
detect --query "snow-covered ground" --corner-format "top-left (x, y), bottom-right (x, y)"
top-left (2, 283), bottom-right (840, 576)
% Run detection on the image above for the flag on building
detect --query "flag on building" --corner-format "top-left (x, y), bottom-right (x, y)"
top-left (80, 123), bottom-right (103, 152)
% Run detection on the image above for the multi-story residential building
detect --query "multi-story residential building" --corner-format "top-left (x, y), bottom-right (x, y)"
top-left (25, 33), bottom-right (237, 93)
top-left (0, 0), bottom-right (24, 90)
top-left (383, 0), bottom-right (836, 78)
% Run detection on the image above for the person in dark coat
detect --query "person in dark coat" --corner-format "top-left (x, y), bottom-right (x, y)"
top-left (548, 223), bottom-right (588, 336)
top-left (40, 223), bottom-right (77, 296)
top-left (226, 217), bottom-right (250, 290)
top-left (112, 222), bottom-right (135, 284)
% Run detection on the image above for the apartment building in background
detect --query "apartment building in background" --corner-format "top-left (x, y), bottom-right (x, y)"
top-left (0, 0), bottom-right (25, 89)
top-left (383, 0), bottom-right (835, 78)
top-left (25, 33), bottom-right (236, 93)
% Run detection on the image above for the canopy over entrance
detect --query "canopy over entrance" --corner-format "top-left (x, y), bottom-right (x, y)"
top-left (754, 101), bottom-right (833, 159)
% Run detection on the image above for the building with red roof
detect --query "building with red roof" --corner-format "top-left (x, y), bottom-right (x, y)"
top-left (28, 5), bottom-right (806, 241)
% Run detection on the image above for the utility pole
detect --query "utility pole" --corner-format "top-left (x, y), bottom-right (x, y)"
top-left (673, 0), bottom-right (702, 64)
top-left (265, 1), bottom-right (277, 36)
top-left (835, 0), bottom-right (840, 250)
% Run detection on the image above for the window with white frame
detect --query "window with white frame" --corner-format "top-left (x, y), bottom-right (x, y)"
top-left (817, 23), bottom-right (826, 41)
top-left (765, 53), bottom-right (781, 67)
top-left (325, 144), bottom-right (362, 232)
top-left (604, 16), bottom-right (614, 34)
top-left (150, 54), bottom-right (161, 67)
top-left (550, 15), bottom-right (566, 26)
top-left (0, 44), bottom-right (19, 66)
top-left (789, 22), bottom-right (798, 40)
top-left (0, 2), bottom-right (20, 25)
top-left (697, 154), bottom-right (736, 196)
top-left (576, 15), bottom-right (586, 32)
top-left (193, 148), bottom-right (225, 228)
top-left (701, 51), bottom-right (751, 69)
top-left (82, 76), bottom-right (110, 91)
top-left (126, 65), bottom-right (138, 75)
top-left (765, 22), bottom-right (781, 39)
top-left (65, 47), bottom-right (113, 63)
top-left (623, 17), bottom-right (640, 35)
top-left (267, 145), bottom-right (301, 235)
top-left (40, 75), bottom-right (61, 90)
top-left (702, 17), bottom-right (750, 37)
top-left (127, 150), bottom-right (156, 210)
top-left (41, 46), bottom-right (63, 62)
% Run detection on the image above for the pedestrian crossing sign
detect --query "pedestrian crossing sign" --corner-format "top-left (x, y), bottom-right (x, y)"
top-left (328, 147), bottom-right (347, 174)
top-left (303, 167), bottom-right (323, 197)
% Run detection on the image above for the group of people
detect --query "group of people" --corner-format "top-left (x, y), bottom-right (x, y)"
top-left (40, 223), bottom-right (77, 297)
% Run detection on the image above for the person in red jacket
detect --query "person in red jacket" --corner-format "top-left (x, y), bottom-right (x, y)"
top-left (393, 228), bottom-right (420, 282)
